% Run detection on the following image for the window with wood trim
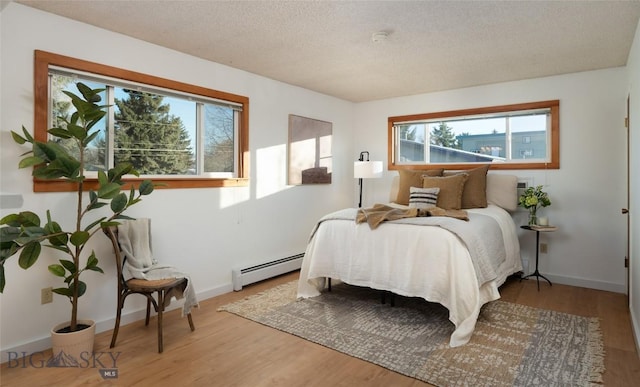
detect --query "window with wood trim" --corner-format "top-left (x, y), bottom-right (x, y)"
top-left (388, 100), bottom-right (559, 171)
top-left (33, 50), bottom-right (249, 192)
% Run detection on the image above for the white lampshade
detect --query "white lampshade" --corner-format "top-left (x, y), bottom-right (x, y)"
top-left (354, 161), bottom-right (383, 179)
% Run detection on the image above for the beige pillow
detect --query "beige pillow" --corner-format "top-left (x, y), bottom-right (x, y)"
top-left (423, 174), bottom-right (469, 210)
top-left (486, 174), bottom-right (518, 211)
top-left (395, 169), bottom-right (443, 205)
top-left (444, 164), bottom-right (490, 209)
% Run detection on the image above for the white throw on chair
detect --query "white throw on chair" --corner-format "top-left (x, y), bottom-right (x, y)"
top-left (103, 219), bottom-right (198, 353)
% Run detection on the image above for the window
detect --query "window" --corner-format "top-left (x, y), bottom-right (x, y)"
top-left (388, 100), bottom-right (559, 171)
top-left (33, 50), bottom-right (249, 192)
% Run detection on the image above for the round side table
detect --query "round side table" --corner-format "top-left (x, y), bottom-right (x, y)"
top-left (521, 225), bottom-right (557, 290)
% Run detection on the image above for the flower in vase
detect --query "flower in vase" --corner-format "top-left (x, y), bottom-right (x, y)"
top-left (518, 185), bottom-right (551, 225)
top-left (519, 185), bottom-right (551, 210)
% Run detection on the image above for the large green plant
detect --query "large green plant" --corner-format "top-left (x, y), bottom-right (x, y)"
top-left (0, 83), bottom-right (155, 332)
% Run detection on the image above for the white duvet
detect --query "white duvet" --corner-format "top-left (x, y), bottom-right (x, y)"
top-left (297, 204), bottom-right (522, 347)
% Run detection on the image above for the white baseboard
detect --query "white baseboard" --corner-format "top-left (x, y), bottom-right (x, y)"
top-left (536, 273), bottom-right (626, 294)
top-left (1, 282), bottom-right (233, 364)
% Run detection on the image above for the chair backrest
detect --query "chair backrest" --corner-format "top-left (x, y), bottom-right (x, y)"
top-left (102, 226), bottom-right (128, 291)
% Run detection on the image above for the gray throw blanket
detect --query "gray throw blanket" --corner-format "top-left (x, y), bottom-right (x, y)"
top-left (117, 219), bottom-right (199, 316)
top-left (309, 208), bottom-right (505, 286)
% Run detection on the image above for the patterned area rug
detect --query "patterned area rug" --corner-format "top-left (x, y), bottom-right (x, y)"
top-left (219, 281), bottom-right (604, 386)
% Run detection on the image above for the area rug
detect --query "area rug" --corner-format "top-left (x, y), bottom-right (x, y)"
top-left (219, 281), bottom-right (604, 386)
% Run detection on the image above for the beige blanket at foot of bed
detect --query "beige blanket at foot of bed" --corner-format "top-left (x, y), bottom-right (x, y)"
top-left (356, 203), bottom-right (468, 229)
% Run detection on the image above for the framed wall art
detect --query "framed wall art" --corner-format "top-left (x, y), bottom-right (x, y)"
top-left (287, 114), bottom-right (333, 185)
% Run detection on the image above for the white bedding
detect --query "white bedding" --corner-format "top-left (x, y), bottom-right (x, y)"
top-left (297, 204), bottom-right (522, 347)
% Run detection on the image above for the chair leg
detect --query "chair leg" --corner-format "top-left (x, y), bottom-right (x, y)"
top-left (157, 290), bottom-right (164, 353)
top-left (187, 313), bottom-right (195, 331)
top-left (145, 298), bottom-right (151, 326)
top-left (110, 295), bottom-right (124, 348)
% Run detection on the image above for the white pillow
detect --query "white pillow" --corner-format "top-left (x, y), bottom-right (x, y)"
top-left (408, 187), bottom-right (440, 209)
top-left (486, 174), bottom-right (518, 211)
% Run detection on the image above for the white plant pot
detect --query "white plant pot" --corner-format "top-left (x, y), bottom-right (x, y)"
top-left (50, 319), bottom-right (96, 366)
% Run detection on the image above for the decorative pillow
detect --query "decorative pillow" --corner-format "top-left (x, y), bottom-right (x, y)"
top-left (408, 187), bottom-right (440, 209)
top-left (395, 169), bottom-right (444, 205)
top-left (444, 164), bottom-right (490, 209)
top-left (486, 174), bottom-right (518, 211)
top-left (422, 174), bottom-right (469, 210)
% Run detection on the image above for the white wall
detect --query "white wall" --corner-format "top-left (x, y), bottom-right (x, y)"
top-left (0, 3), bottom-right (354, 356)
top-left (354, 68), bottom-right (629, 293)
top-left (627, 18), bottom-right (640, 351)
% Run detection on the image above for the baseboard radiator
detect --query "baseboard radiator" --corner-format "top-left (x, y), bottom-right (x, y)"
top-left (232, 253), bottom-right (304, 291)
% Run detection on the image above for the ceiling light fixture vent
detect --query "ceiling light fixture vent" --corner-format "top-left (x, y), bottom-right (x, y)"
top-left (371, 31), bottom-right (389, 43)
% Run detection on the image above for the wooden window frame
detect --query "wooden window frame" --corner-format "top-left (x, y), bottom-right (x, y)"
top-left (32, 50), bottom-right (250, 192)
top-left (387, 100), bottom-right (560, 171)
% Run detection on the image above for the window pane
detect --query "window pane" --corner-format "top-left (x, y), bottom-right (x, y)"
top-left (113, 89), bottom-right (195, 175)
top-left (445, 117), bottom-right (506, 163)
top-left (396, 124), bottom-right (426, 163)
top-left (50, 74), bottom-right (108, 171)
top-left (510, 114), bottom-right (548, 160)
top-left (203, 104), bottom-right (235, 174)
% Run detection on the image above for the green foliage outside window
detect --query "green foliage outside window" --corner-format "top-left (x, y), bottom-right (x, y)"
top-left (114, 90), bottom-right (193, 175)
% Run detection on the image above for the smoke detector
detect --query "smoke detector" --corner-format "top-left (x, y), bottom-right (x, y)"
top-left (371, 31), bottom-right (389, 43)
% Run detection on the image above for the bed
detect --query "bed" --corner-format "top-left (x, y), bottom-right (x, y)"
top-left (297, 168), bottom-right (522, 347)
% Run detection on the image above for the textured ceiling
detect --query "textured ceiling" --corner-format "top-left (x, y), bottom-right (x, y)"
top-left (13, 0), bottom-right (640, 102)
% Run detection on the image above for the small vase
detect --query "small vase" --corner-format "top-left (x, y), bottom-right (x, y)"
top-left (528, 207), bottom-right (537, 226)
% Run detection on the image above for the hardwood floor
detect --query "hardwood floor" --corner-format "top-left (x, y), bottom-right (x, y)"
top-left (1, 271), bottom-right (639, 386)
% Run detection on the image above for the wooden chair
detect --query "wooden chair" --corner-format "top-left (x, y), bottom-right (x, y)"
top-left (103, 226), bottom-right (195, 353)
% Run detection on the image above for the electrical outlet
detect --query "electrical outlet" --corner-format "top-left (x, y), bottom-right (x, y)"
top-left (539, 243), bottom-right (548, 254)
top-left (41, 287), bottom-right (53, 304)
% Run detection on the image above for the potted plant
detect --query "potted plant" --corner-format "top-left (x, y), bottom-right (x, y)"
top-left (0, 82), bottom-right (155, 359)
top-left (518, 185), bottom-right (551, 225)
